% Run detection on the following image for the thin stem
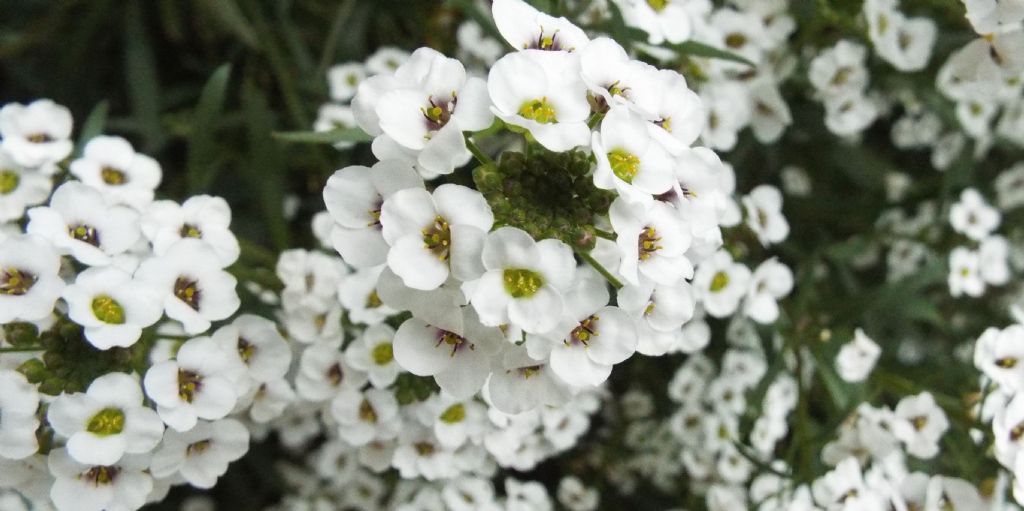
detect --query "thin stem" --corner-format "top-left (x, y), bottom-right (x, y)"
top-left (465, 136), bottom-right (495, 168)
top-left (587, 112), bottom-right (605, 129)
top-left (0, 346), bottom-right (44, 353)
top-left (576, 249), bottom-right (623, 289)
top-left (594, 228), bottom-right (616, 240)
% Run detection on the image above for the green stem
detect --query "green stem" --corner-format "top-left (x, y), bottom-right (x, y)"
top-left (0, 346), bottom-right (44, 353)
top-left (576, 249), bottom-right (623, 289)
top-left (587, 112), bottom-right (605, 129)
top-left (594, 228), bottom-right (616, 240)
top-left (465, 136), bottom-right (495, 168)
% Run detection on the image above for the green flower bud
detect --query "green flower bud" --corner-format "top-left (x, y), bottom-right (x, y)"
top-left (17, 358), bottom-right (47, 383)
top-left (4, 322), bottom-right (39, 346)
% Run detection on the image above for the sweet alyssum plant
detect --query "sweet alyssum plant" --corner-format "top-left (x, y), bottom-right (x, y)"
top-left (2, 0), bottom-right (1024, 509)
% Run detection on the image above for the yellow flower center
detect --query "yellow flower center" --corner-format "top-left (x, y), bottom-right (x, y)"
top-left (518, 98), bottom-right (558, 124)
top-left (422, 216), bottom-right (451, 261)
top-left (178, 370), bottom-right (201, 402)
top-left (69, 224), bottom-right (101, 247)
top-left (569, 314), bottom-right (600, 346)
top-left (371, 342), bottom-right (393, 365)
top-left (638, 226), bottom-right (662, 261)
top-left (709, 271), bottom-right (730, 292)
top-left (440, 403), bottom-right (466, 424)
top-left (174, 277), bottom-right (202, 311)
top-left (359, 399), bottom-right (378, 423)
top-left (608, 148), bottom-right (640, 184)
top-left (503, 268), bottom-right (544, 298)
top-left (1, 267), bottom-right (37, 296)
top-left (0, 170), bottom-right (19, 195)
top-left (646, 0), bottom-right (669, 11)
top-left (91, 295), bottom-right (126, 324)
top-left (86, 407), bottom-right (126, 436)
top-left (179, 223), bottom-right (203, 239)
top-left (101, 166), bottom-right (128, 185)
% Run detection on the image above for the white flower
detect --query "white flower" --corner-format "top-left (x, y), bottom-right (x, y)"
top-left (974, 325), bottom-right (1024, 393)
top-left (866, 3), bottom-right (936, 72)
top-left (979, 235), bottom-right (1011, 286)
top-left (708, 8), bottom-right (769, 67)
top-left (699, 80), bottom-right (751, 151)
top-left (47, 449), bottom-right (152, 511)
top-left (628, 68), bottom-right (704, 156)
top-left (609, 198), bottom-right (692, 285)
top-left (811, 457), bottom-right (886, 510)
top-left (69, 136), bottom-right (162, 210)
top-left (276, 248), bottom-right (348, 313)
top-left (394, 307), bottom-right (504, 399)
top-left (617, 277), bottom-right (697, 355)
top-left (27, 181), bottom-right (141, 266)
top-left (339, 266), bottom-right (396, 325)
top-left (0, 234), bottom-right (65, 323)
top-left (0, 99), bottom-right (73, 170)
top-left (578, 37), bottom-right (640, 112)
top-left (282, 301), bottom-right (344, 346)
top-left (964, 0), bottom-right (1024, 33)
top-left (313, 104), bottom-right (359, 150)
top-left (140, 195), bottom-right (240, 267)
top-left (949, 188), bottom-right (1000, 241)
top-left (327, 62), bottom-right (367, 102)
top-left (247, 378), bottom-right (295, 424)
top-left (380, 184), bottom-right (493, 290)
top-left (693, 250), bottom-right (751, 318)
top-left (457, 21), bottom-right (504, 66)
top-left (488, 50), bottom-right (591, 152)
top-left (938, 31), bottom-right (1024, 101)
top-left (366, 46), bottom-right (411, 75)
top-left (391, 426), bottom-right (457, 480)
top-left (149, 418), bottom-right (249, 489)
top-left (615, 0), bottom-right (693, 45)
top-left (492, 0), bottom-right (589, 51)
top-left (824, 92), bottom-right (879, 137)
top-left (995, 162), bottom-right (1024, 210)
top-left (425, 394), bottom-right (487, 449)
top-left (809, 40), bottom-right (869, 99)
top-left (345, 323), bottom-right (400, 388)
top-left (0, 369), bottom-right (40, 460)
top-left (63, 266), bottom-right (164, 349)
top-left (948, 247), bottom-right (984, 298)
top-left (330, 388), bottom-right (400, 446)
top-left (210, 314), bottom-right (292, 384)
top-left (324, 159), bottom-right (423, 268)
top-left (373, 48), bottom-right (494, 175)
top-left (47, 373), bottom-right (163, 466)
top-left (295, 342), bottom-right (367, 401)
top-left (485, 346), bottom-right (570, 414)
top-left (557, 475), bottom-right (599, 511)
top-left (593, 108), bottom-right (676, 205)
top-left (744, 258), bottom-right (794, 324)
top-left (526, 269), bottom-right (636, 387)
top-left (135, 239), bottom-right (240, 334)
top-left (143, 336), bottom-right (240, 431)
top-left (748, 78), bottom-right (792, 144)
top-left (891, 392), bottom-right (948, 459)
top-left (470, 227), bottom-right (576, 334)
top-left (0, 149), bottom-right (52, 222)
top-left (836, 328), bottom-right (881, 383)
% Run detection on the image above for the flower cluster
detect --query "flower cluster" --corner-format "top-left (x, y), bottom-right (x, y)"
top-left (0, 100), bottom-right (264, 511)
top-left (4, 0), bottom-right (1024, 508)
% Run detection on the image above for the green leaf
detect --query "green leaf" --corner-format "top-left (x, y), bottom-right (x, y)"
top-left (195, 0), bottom-right (259, 49)
top-left (74, 101), bottom-right (109, 157)
top-left (671, 40), bottom-right (756, 67)
top-left (187, 64), bottom-right (232, 193)
top-left (271, 127), bottom-right (372, 145)
top-left (123, 1), bottom-right (166, 153)
top-left (241, 79), bottom-right (288, 250)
